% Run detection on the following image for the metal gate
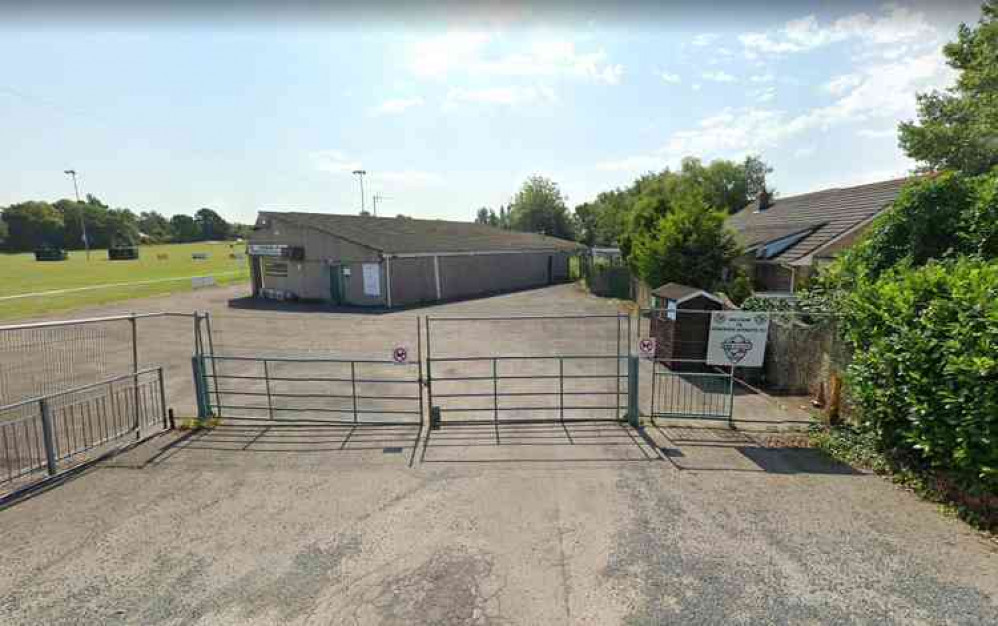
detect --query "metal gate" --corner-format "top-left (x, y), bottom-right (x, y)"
top-left (638, 308), bottom-right (736, 423)
top-left (192, 316), bottom-right (423, 426)
top-left (425, 314), bottom-right (632, 426)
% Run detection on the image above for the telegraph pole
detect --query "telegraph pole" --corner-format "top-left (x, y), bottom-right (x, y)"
top-left (63, 169), bottom-right (90, 260)
top-left (352, 169), bottom-right (367, 215)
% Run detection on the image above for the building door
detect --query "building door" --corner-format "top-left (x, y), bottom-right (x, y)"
top-left (329, 265), bottom-right (343, 305)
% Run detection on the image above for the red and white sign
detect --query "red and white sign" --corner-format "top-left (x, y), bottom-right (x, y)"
top-left (638, 337), bottom-right (657, 359)
top-left (392, 345), bottom-right (409, 364)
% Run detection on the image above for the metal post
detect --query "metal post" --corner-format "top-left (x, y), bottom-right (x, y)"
top-left (192, 356), bottom-right (207, 420)
top-left (492, 357), bottom-right (499, 442)
top-left (628, 356), bottom-right (640, 428)
top-left (263, 360), bottom-right (274, 421)
top-left (350, 361), bottom-right (358, 424)
top-left (204, 312), bottom-right (221, 418)
top-left (727, 365), bottom-right (736, 428)
top-left (559, 357), bottom-right (564, 422)
top-left (158, 367), bottom-right (168, 430)
top-left (130, 313), bottom-right (140, 435)
top-left (650, 358), bottom-right (657, 419)
top-left (39, 399), bottom-right (58, 475)
top-left (425, 317), bottom-right (434, 414)
top-left (416, 317), bottom-right (424, 425)
top-left (616, 316), bottom-right (622, 418)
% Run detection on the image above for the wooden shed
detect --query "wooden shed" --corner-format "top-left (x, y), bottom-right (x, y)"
top-left (648, 283), bottom-right (724, 364)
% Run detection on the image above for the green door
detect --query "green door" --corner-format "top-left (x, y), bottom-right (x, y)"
top-left (329, 265), bottom-right (342, 304)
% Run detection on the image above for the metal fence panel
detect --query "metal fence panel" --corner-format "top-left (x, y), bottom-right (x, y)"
top-left (0, 367), bottom-right (167, 493)
top-left (426, 315), bottom-right (630, 425)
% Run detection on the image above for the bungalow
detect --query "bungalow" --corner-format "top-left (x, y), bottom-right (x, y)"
top-left (726, 177), bottom-right (910, 293)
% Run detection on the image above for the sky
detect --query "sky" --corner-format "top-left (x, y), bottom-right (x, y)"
top-left (0, 0), bottom-right (984, 225)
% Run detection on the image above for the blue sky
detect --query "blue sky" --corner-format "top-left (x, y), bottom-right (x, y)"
top-left (0, 1), bottom-right (983, 224)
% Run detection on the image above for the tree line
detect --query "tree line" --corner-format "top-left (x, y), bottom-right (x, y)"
top-left (477, 155), bottom-right (771, 299)
top-left (0, 196), bottom-right (250, 252)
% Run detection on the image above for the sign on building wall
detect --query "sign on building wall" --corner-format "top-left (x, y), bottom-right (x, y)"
top-left (248, 244), bottom-right (286, 257)
top-left (362, 263), bottom-right (381, 296)
top-left (706, 312), bottom-right (770, 367)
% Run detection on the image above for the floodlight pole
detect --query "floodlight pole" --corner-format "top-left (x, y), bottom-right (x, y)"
top-left (352, 169), bottom-right (367, 215)
top-left (64, 169), bottom-right (90, 260)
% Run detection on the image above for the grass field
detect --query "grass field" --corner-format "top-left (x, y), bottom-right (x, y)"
top-left (0, 242), bottom-right (249, 321)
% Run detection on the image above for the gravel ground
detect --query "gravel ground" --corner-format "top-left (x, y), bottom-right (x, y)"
top-left (1, 283), bottom-right (996, 624)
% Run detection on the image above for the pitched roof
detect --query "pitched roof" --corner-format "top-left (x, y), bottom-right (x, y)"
top-left (726, 177), bottom-right (910, 265)
top-left (650, 283), bottom-right (722, 305)
top-left (259, 211), bottom-right (584, 255)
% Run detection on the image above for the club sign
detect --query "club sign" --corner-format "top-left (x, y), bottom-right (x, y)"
top-left (706, 312), bottom-right (770, 367)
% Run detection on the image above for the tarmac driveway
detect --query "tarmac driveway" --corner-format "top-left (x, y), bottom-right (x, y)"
top-left (1, 284), bottom-right (996, 624)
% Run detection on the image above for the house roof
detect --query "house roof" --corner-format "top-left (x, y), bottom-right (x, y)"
top-left (258, 211), bottom-right (584, 255)
top-left (650, 283), bottom-right (723, 305)
top-left (726, 177), bottom-right (910, 265)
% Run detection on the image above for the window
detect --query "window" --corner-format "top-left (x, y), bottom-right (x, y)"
top-left (666, 299), bottom-right (677, 321)
top-left (263, 259), bottom-right (288, 277)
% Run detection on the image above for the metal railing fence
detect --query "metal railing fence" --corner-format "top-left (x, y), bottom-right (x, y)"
top-left (0, 367), bottom-right (167, 491)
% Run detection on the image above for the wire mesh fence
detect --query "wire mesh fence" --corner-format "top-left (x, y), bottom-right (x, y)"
top-left (0, 313), bottom-right (201, 417)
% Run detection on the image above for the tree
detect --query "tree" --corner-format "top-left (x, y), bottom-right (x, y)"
top-left (899, 1), bottom-right (998, 174)
top-left (170, 214), bottom-right (199, 242)
top-left (194, 207), bottom-right (232, 241)
top-left (106, 209), bottom-right (140, 246)
top-left (475, 207), bottom-right (499, 227)
top-left (508, 176), bottom-right (575, 240)
top-left (138, 211), bottom-right (172, 243)
top-left (0, 216), bottom-right (7, 247)
top-left (1, 202), bottom-right (64, 251)
top-left (574, 202), bottom-right (599, 246)
top-left (627, 190), bottom-right (742, 291)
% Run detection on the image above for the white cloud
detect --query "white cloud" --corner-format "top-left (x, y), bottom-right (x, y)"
top-left (408, 34), bottom-right (624, 85)
top-left (793, 146), bottom-right (816, 158)
top-left (702, 71), bottom-right (737, 83)
top-left (692, 83), bottom-right (702, 92)
top-left (749, 73), bottom-right (775, 83)
top-left (824, 73), bottom-right (862, 95)
top-left (751, 86), bottom-right (776, 103)
top-left (372, 97), bottom-right (424, 115)
top-left (444, 85), bottom-right (558, 107)
top-left (660, 71), bottom-right (681, 84)
top-left (739, 5), bottom-right (937, 57)
top-left (691, 33), bottom-right (720, 47)
top-left (594, 45), bottom-right (953, 175)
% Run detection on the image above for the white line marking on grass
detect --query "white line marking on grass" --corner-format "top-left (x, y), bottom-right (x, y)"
top-left (0, 271), bottom-right (246, 301)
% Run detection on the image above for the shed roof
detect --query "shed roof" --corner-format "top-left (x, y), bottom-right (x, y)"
top-left (650, 283), bottom-right (722, 305)
top-left (258, 211), bottom-right (583, 255)
top-left (726, 177), bottom-right (910, 265)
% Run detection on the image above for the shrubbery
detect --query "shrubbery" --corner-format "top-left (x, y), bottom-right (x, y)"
top-left (837, 258), bottom-right (998, 492)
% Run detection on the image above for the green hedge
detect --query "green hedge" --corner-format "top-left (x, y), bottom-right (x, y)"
top-left (839, 258), bottom-right (998, 491)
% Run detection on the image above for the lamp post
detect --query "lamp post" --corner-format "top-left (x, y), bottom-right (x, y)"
top-left (352, 169), bottom-right (367, 215)
top-left (63, 169), bottom-right (90, 260)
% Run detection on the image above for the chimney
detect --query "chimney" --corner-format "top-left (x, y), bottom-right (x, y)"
top-left (757, 189), bottom-right (771, 211)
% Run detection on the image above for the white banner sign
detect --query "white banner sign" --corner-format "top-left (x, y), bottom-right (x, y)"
top-left (248, 244), bottom-right (286, 257)
top-left (706, 312), bottom-right (770, 367)
top-left (362, 263), bottom-right (381, 296)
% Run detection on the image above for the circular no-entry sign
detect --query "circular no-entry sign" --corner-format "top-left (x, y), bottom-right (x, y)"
top-left (392, 345), bottom-right (408, 364)
top-left (638, 337), bottom-right (657, 359)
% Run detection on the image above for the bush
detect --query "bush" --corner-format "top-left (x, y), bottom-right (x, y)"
top-left (839, 258), bottom-right (998, 491)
